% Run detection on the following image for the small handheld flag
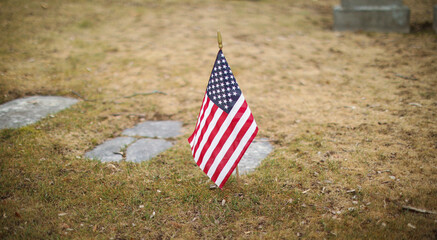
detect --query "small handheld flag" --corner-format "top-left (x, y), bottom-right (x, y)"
top-left (188, 32), bottom-right (258, 189)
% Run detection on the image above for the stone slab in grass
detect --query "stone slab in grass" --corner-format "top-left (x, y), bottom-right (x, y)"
top-left (126, 138), bottom-right (172, 163)
top-left (85, 137), bottom-right (136, 162)
top-left (333, 0), bottom-right (410, 33)
top-left (238, 138), bottom-right (273, 175)
top-left (0, 96), bottom-right (79, 129)
top-left (85, 120), bottom-right (182, 163)
top-left (122, 121), bottom-right (182, 138)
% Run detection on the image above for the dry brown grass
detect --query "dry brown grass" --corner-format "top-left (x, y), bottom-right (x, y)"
top-left (1, 0), bottom-right (436, 239)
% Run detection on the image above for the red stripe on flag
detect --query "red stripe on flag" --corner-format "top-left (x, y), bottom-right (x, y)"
top-left (202, 102), bottom-right (248, 173)
top-left (218, 127), bottom-right (258, 189)
top-left (211, 113), bottom-right (254, 183)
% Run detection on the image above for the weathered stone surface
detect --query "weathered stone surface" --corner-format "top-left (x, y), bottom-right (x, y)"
top-left (238, 139), bottom-right (273, 175)
top-left (122, 121), bottom-right (182, 138)
top-left (0, 96), bottom-right (78, 129)
top-left (85, 137), bottom-right (136, 162)
top-left (86, 120), bottom-right (181, 163)
top-left (333, 0), bottom-right (410, 33)
top-left (341, 0), bottom-right (403, 8)
top-left (126, 139), bottom-right (172, 162)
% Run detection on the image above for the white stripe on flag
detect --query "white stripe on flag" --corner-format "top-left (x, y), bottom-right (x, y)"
top-left (214, 121), bottom-right (258, 187)
top-left (199, 96), bottom-right (245, 170)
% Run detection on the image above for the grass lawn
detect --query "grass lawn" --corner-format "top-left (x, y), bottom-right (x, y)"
top-left (1, 0), bottom-right (436, 239)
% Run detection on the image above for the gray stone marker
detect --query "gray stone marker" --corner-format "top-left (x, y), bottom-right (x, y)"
top-left (85, 137), bottom-right (136, 162)
top-left (85, 121), bottom-right (274, 168)
top-left (122, 121), bottom-right (182, 138)
top-left (237, 138), bottom-right (273, 175)
top-left (0, 96), bottom-right (78, 129)
top-left (85, 121), bottom-right (182, 163)
top-left (333, 0), bottom-right (410, 33)
top-left (125, 139), bottom-right (173, 163)
top-left (433, 5), bottom-right (437, 33)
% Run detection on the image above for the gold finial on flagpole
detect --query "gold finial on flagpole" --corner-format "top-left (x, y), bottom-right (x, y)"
top-left (217, 31), bottom-right (223, 49)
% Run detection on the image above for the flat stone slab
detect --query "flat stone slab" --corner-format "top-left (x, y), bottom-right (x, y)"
top-left (341, 0), bottom-right (403, 8)
top-left (237, 138), bottom-right (273, 175)
top-left (333, 1), bottom-right (410, 33)
top-left (85, 120), bottom-right (182, 163)
top-left (85, 137), bottom-right (136, 162)
top-left (126, 139), bottom-right (172, 163)
top-left (0, 96), bottom-right (79, 129)
top-left (122, 121), bottom-right (182, 138)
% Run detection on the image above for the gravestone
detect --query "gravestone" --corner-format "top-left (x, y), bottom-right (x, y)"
top-left (433, 5), bottom-right (437, 33)
top-left (0, 96), bottom-right (78, 129)
top-left (122, 121), bottom-right (182, 138)
top-left (84, 137), bottom-right (136, 162)
top-left (85, 120), bottom-right (274, 171)
top-left (125, 139), bottom-right (173, 163)
top-left (333, 0), bottom-right (410, 33)
top-left (85, 121), bottom-right (181, 163)
top-left (237, 138), bottom-right (273, 175)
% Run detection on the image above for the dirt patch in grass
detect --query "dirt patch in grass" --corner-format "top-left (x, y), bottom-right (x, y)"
top-left (1, 0), bottom-right (436, 239)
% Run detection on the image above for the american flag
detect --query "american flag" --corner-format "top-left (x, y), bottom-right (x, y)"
top-left (188, 50), bottom-right (258, 189)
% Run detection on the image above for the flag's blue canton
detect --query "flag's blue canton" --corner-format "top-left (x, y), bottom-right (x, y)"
top-left (207, 50), bottom-right (241, 114)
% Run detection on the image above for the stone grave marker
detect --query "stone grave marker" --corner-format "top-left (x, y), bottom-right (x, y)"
top-left (237, 138), bottom-right (273, 175)
top-left (122, 120), bottom-right (182, 138)
top-left (0, 96), bottom-right (79, 129)
top-left (333, 0), bottom-right (410, 33)
top-left (85, 120), bottom-right (274, 174)
top-left (125, 139), bottom-right (173, 163)
top-left (84, 137), bottom-right (136, 162)
top-left (85, 121), bottom-right (181, 163)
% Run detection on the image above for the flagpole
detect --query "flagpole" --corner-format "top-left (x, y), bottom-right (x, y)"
top-left (217, 31), bottom-right (223, 49)
top-left (218, 30), bottom-right (240, 184)
top-left (236, 164), bottom-right (240, 184)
